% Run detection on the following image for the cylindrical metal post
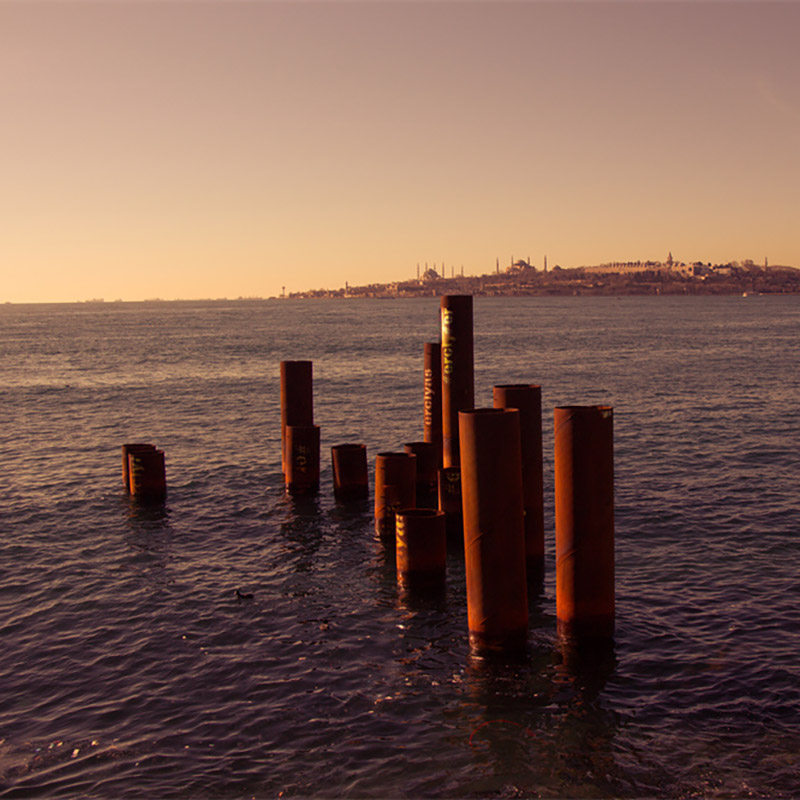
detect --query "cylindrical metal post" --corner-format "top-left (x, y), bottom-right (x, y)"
top-left (437, 466), bottom-right (463, 540)
top-left (122, 443), bottom-right (156, 492)
top-left (331, 443), bottom-right (369, 500)
top-left (404, 441), bottom-right (438, 508)
top-left (374, 452), bottom-right (416, 540)
top-left (554, 405), bottom-right (615, 642)
top-left (128, 448), bottom-right (167, 503)
top-left (440, 295), bottom-right (474, 468)
top-left (459, 408), bottom-right (528, 654)
top-left (285, 424), bottom-right (320, 494)
top-left (423, 342), bottom-right (443, 465)
top-left (493, 384), bottom-right (545, 581)
top-left (280, 360), bottom-right (313, 474)
top-left (396, 509), bottom-right (446, 589)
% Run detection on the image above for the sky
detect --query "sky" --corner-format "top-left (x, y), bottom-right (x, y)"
top-left (2, 0), bottom-right (799, 302)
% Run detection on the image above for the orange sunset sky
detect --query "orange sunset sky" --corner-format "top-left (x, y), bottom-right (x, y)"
top-left (2, 1), bottom-right (799, 302)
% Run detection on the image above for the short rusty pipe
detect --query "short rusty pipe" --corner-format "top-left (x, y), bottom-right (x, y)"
top-left (285, 424), bottom-right (320, 495)
top-left (374, 452), bottom-right (416, 540)
top-left (280, 360), bottom-right (313, 474)
top-left (493, 384), bottom-right (545, 582)
top-left (404, 441), bottom-right (439, 508)
top-left (459, 408), bottom-right (528, 655)
top-left (440, 295), bottom-right (474, 469)
top-left (554, 405), bottom-right (615, 643)
top-left (128, 447), bottom-right (167, 503)
top-left (423, 342), bottom-right (443, 465)
top-left (122, 443), bottom-right (156, 493)
top-left (331, 443), bottom-right (369, 501)
top-left (437, 466), bottom-right (463, 541)
top-left (396, 509), bottom-right (446, 590)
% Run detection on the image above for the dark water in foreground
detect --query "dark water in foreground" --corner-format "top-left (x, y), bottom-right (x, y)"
top-left (1, 296), bottom-right (799, 798)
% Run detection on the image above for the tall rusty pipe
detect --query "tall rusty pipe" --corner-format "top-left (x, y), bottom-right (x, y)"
top-left (554, 405), bottom-right (615, 642)
top-left (331, 443), bottom-right (368, 500)
top-left (440, 295), bottom-right (474, 468)
top-left (437, 466), bottom-right (463, 540)
top-left (395, 509), bottom-right (446, 589)
top-left (280, 360), bottom-right (313, 474)
top-left (374, 452), bottom-right (416, 540)
top-left (128, 447), bottom-right (167, 503)
top-left (459, 408), bottom-right (528, 654)
top-left (493, 384), bottom-right (545, 581)
top-left (423, 342), bottom-right (443, 465)
top-left (404, 441), bottom-right (439, 508)
top-left (122, 443), bottom-right (156, 493)
top-left (285, 424), bottom-right (320, 494)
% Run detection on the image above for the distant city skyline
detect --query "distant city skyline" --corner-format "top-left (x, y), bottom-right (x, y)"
top-left (3, 1), bottom-right (799, 303)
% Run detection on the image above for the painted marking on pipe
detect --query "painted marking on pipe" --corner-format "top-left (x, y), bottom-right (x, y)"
top-left (423, 368), bottom-right (435, 425)
top-left (441, 309), bottom-right (455, 384)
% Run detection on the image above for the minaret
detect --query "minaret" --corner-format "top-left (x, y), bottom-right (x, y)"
top-left (544, 255), bottom-right (547, 273)
top-left (417, 263), bottom-right (420, 281)
top-left (496, 257), bottom-right (499, 274)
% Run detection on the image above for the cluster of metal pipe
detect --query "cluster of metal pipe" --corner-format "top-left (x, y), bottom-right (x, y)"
top-left (279, 295), bottom-right (614, 654)
top-left (121, 442), bottom-right (166, 502)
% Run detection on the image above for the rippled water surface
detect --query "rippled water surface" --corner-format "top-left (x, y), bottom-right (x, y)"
top-left (1, 296), bottom-right (799, 798)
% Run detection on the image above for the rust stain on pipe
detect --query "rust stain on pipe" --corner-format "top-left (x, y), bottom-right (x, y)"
top-left (554, 405), bottom-right (615, 642)
top-left (440, 295), bottom-right (474, 469)
top-left (493, 384), bottom-right (545, 582)
top-left (331, 443), bottom-right (369, 501)
top-left (285, 424), bottom-right (320, 495)
top-left (280, 360), bottom-right (313, 474)
top-left (374, 452), bottom-right (416, 540)
top-left (459, 408), bottom-right (528, 655)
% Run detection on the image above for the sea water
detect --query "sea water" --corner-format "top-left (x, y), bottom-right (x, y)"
top-left (1, 296), bottom-right (798, 798)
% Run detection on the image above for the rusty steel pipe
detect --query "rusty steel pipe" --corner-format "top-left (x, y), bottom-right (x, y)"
top-left (437, 466), bottom-right (463, 540)
top-left (423, 342), bottom-right (443, 465)
top-left (404, 441), bottom-right (439, 508)
top-left (285, 424), bottom-right (320, 494)
top-left (493, 384), bottom-right (545, 581)
top-left (128, 447), bottom-right (167, 503)
top-left (280, 360), bottom-right (313, 474)
top-left (440, 295), bottom-right (474, 468)
top-left (396, 509), bottom-right (447, 589)
top-left (554, 405), bottom-right (615, 642)
top-left (459, 408), bottom-right (528, 654)
top-left (374, 452), bottom-right (416, 540)
top-left (331, 443), bottom-right (369, 501)
top-left (121, 443), bottom-right (156, 492)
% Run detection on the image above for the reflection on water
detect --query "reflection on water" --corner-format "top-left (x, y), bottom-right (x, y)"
top-left (460, 639), bottom-right (620, 797)
top-left (280, 492), bottom-right (324, 575)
